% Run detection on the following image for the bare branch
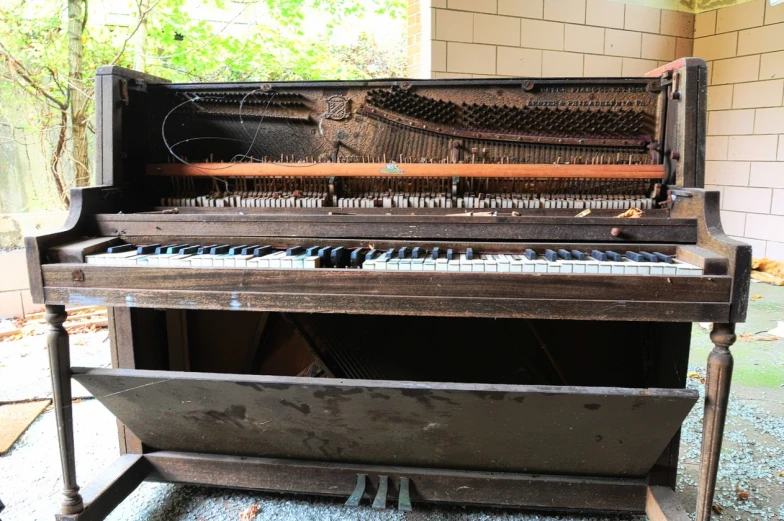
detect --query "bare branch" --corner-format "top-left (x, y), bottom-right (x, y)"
top-left (0, 40), bottom-right (68, 110)
top-left (111, 0), bottom-right (162, 65)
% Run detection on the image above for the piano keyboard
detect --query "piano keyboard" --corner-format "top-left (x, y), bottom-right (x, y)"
top-left (85, 244), bottom-right (703, 276)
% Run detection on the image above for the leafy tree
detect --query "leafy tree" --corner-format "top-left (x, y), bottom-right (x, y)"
top-left (0, 0), bottom-right (406, 209)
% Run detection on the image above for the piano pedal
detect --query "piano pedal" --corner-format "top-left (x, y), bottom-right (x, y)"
top-left (344, 473), bottom-right (366, 507)
top-left (371, 475), bottom-right (389, 510)
top-left (398, 477), bottom-right (413, 512)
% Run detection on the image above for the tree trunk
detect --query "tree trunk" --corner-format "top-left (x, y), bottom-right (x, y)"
top-left (134, 0), bottom-right (149, 72)
top-left (68, 0), bottom-right (89, 187)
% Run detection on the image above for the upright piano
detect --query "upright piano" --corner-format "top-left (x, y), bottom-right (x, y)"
top-left (27, 58), bottom-right (750, 520)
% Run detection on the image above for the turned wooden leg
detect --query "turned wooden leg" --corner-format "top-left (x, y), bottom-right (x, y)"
top-left (695, 322), bottom-right (735, 521)
top-left (46, 305), bottom-right (84, 515)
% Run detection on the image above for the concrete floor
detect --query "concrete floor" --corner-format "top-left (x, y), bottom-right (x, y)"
top-left (1, 284), bottom-right (783, 520)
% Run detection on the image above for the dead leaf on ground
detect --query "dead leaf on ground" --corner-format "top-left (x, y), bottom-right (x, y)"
top-left (239, 504), bottom-right (260, 520)
top-left (750, 294), bottom-right (763, 301)
top-left (712, 504), bottom-right (724, 514)
top-left (735, 483), bottom-right (750, 501)
top-left (687, 371), bottom-right (705, 384)
top-left (738, 333), bottom-right (779, 342)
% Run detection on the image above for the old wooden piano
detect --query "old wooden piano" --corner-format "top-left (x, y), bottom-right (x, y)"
top-left (27, 58), bottom-right (750, 520)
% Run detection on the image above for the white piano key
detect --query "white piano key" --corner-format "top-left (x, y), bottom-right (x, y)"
top-left (609, 262), bottom-right (626, 275)
top-left (662, 264), bottom-right (678, 276)
top-left (496, 255), bottom-right (511, 272)
top-left (304, 256), bottom-right (321, 269)
top-left (570, 261), bottom-right (586, 274)
top-left (621, 259), bottom-right (639, 275)
top-left (583, 260), bottom-right (599, 274)
top-left (168, 255), bottom-right (194, 267)
top-left (543, 258), bottom-right (561, 274)
top-left (459, 254), bottom-right (472, 272)
top-left (533, 258), bottom-right (548, 273)
top-left (387, 259), bottom-right (400, 270)
top-left (482, 255), bottom-right (498, 272)
top-left (446, 259), bottom-right (459, 272)
top-left (104, 252), bottom-right (139, 266)
top-left (374, 258), bottom-right (388, 270)
top-left (509, 256), bottom-right (524, 273)
top-left (225, 254), bottom-right (253, 268)
top-left (399, 259), bottom-right (412, 271)
top-left (267, 251), bottom-right (287, 268)
top-left (85, 254), bottom-right (108, 265)
top-left (674, 260), bottom-right (702, 276)
top-left (471, 259), bottom-right (485, 272)
top-left (411, 259), bottom-right (425, 271)
top-left (649, 263), bottom-right (664, 276)
top-left (423, 259), bottom-right (436, 271)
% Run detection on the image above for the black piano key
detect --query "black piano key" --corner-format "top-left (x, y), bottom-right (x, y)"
top-left (178, 246), bottom-right (199, 255)
top-left (240, 245), bottom-right (260, 255)
top-left (431, 247), bottom-right (440, 260)
top-left (136, 244), bottom-right (160, 254)
top-left (166, 244), bottom-right (187, 254)
top-left (605, 250), bottom-right (622, 262)
top-left (398, 247), bottom-right (408, 259)
top-left (107, 244), bottom-right (134, 254)
top-left (466, 248), bottom-right (474, 261)
top-left (411, 247), bottom-right (422, 259)
top-left (654, 252), bottom-right (673, 263)
top-left (544, 249), bottom-right (558, 262)
top-left (318, 247), bottom-right (333, 267)
top-left (626, 251), bottom-right (643, 262)
top-left (350, 248), bottom-right (365, 268)
top-left (305, 246), bottom-right (320, 256)
top-left (154, 244), bottom-right (176, 254)
top-left (590, 250), bottom-right (608, 262)
top-left (365, 249), bottom-right (378, 261)
top-left (331, 246), bottom-right (349, 268)
top-left (446, 249), bottom-right (454, 261)
top-left (253, 245), bottom-right (273, 257)
top-left (210, 245), bottom-right (230, 255)
top-left (198, 244), bottom-right (217, 255)
top-left (382, 248), bottom-right (395, 260)
top-left (286, 246), bottom-right (304, 256)
top-left (524, 249), bottom-right (537, 260)
top-left (557, 249), bottom-right (572, 260)
top-left (228, 245), bottom-right (248, 255)
top-left (639, 251), bottom-right (658, 262)
top-left (570, 250), bottom-right (587, 261)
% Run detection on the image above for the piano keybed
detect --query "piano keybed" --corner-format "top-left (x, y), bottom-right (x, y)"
top-left (85, 243), bottom-right (703, 276)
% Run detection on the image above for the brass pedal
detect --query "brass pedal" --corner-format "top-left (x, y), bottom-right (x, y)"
top-left (398, 477), bottom-right (412, 512)
top-left (344, 474), bottom-right (366, 507)
top-left (372, 475), bottom-right (389, 509)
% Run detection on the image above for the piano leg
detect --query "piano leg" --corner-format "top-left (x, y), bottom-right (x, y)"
top-left (46, 304), bottom-right (84, 515)
top-left (695, 322), bottom-right (735, 521)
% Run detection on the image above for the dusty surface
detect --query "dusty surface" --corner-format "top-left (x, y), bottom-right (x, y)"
top-left (1, 283), bottom-right (783, 520)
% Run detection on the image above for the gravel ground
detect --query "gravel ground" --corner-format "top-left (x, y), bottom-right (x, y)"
top-left (1, 300), bottom-right (783, 520)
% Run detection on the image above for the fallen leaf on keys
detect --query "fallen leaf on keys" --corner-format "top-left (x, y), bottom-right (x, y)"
top-left (750, 294), bottom-right (763, 301)
top-left (687, 371), bottom-right (705, 383)
top-left (735, 483), bottom-right (750, 501)
top-left (712, 504), bottom-right (724, 514)
top-left (738, 333), bottom-right (779, 342)
top-left (615, 207), bottom-right (644, 218)
top-left (239, 504), bottom-right (260, 520)
top-left (574, 209), bottom-right (591, 217)
top-left (779, 471), bottom-right (784, 477)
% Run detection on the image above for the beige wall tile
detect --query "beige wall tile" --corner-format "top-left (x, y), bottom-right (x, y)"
top-left (586, 0), bottom-right (624, 29)
top-left (583, 54), bottom-right (622, 76)
top-left (497, 46), bottom-right (543, 76)
top-left (674, 37), bottom-right (692, 59)
top-left (433, 71), bottom-right (474, 78)
top-left (604, 29), bottom-right (641, 58)
top-left (660, 9), bottom-right (694, 38)
top-left (765, 240), bottom-right (784, 259)
top-left (693, 33), bottom-right (738, 62)
top-left (447, 0), bottom-right (497, 13)
top-left (745, 213), bottom-right (784, 241)
top-left (624, 4), bottom-right (660, 34)
top-left (432, 0), bottom-right (447, 7)
top-left (708, 109), bottom-right (755, 135)
top-left (543, 0), bottom-right (586, 24)
top-left (731, 234), bottom-right (766, 255)
top-left (499, 0), bottom-right (543, 18)
top-left (521, 18), bottom-right (565, 50)
top-left (706, 184), bottom-right (725, 198)
top-left (436, 9), bottom-right (474, 42)
top-left (765, 1), bottom-right (784, 25)
top-left (707, 85), bottom-right (734, 111)
top-left (0, 251), bottom-right (28, 291)
top-left (621, 57), bottom-right (658, 76)
top-left (735, 80), bottom-right (784, 109)
top-left (728, 135), bottom-right (779, 160)
top-left (712, 55), bottom-right (760, 85)
top-left (771, 190), bottom-right (784, 214)
top-left (705, 161), bottom-right (751, 185)
top-left (707, 135), bottom-right (729, 160)
top-left (779, 135), bottom-right (784, 160)
top-left (20, 289), bottom-right (43, 316)
top-left (432, 40), bottom-right (447, 71)
top-left (0, 291), bottom-right (24, 319)
top-left (755, 107), bottom-right (784, 134)
top-left (750, 161), bottom-right (784, 188)
top-left (542, 50), bottom-right (584, 76)
top-left (641, 33), bottom-right (675, 61)
top-left (738, 25), bottom-right (784, 56)
top-left (694, 9), bottom-right (717, 38)
top-left (565, 24), bottom-right (604, 55)
top-left (723, 186), bottom-right (772, 213)
top-left (760, 51), bottom-right (784, 80)
top-left (446, 42), bottom-right (497, 74)
top-left (716, 0), bottom-right (765, 34)
top-left (474, 13), bottom-right (521, 46)
top-left (720, 210), bottom-right (747, 236)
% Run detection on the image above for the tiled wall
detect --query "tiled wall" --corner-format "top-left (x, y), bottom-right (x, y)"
top-left (425, 0), bottom-right (694, 79)
top-left (696, 0), bottom-right (784, 259)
